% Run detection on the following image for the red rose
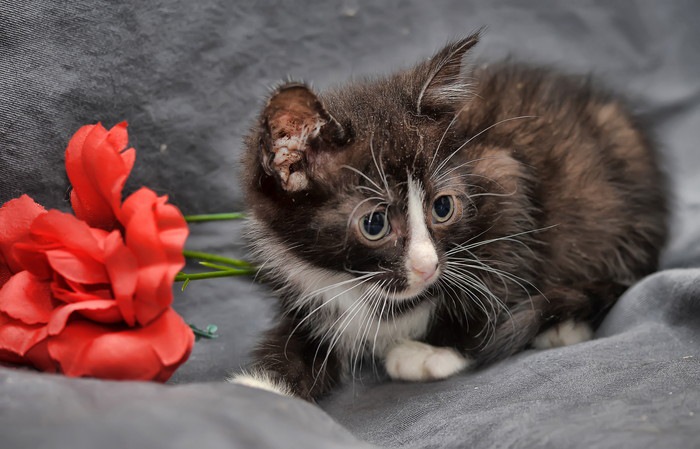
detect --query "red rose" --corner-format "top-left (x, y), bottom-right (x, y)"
top-left (0, 123), bottom-right (193, 382)
top-left (65, 121), bottom-right (135, 231)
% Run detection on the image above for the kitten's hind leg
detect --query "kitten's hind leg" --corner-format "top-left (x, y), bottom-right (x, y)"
top-left (475, 282), bottom-right (625, 365)
top-left (385, 340), bottom-right (473, 382)
top-left (532, 319), bottom-right (593, 349)
top-left (532, 281), bottom-right (629, 349)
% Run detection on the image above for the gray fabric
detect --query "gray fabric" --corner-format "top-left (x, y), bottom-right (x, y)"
top-left (1, 368), bottom-right (373, 449)
top-left (1, 1), bottom-right (699, 448)
top-left (322, 270), bottom-right (700, 448)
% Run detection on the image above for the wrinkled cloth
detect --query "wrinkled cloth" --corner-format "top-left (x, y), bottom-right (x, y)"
top-left (1, 1), bottom-right (699, 448)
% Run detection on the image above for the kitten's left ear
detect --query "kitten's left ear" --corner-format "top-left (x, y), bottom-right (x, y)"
top-left (416, 32), bottom-right (480, 115)
top-left (260, 83), bottom-right (349, 192)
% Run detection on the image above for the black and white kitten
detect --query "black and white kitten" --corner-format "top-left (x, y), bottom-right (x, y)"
top-left (230, 32), bottom-right (667, 402)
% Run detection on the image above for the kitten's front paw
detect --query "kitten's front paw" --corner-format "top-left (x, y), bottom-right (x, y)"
top-left (228, 370), bottom-right (294, 397)
top-left (385, 340), bottom-right (471, 382)
top-left (532, 319), bottom-right (593, 349)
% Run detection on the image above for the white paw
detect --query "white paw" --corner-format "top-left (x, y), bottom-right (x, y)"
top-left (385, 340), bottom-right (471, 382)
top-left (532, 320), bottom-right (593, 349)
top-left (227, 370), bottom-right (294, 397)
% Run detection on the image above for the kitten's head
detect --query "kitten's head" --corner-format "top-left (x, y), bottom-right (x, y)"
top-left (243, 32), bottom-right (523, 310)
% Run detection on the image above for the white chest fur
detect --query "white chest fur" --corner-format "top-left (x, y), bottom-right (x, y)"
top-left (276, 262), bottom-right (435, 366)
top-left (310, 281), bottom-right (434, 361)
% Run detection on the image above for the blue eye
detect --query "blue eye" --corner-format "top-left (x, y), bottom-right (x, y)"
top-left (432, 195), bottom-right (454, 223)
top-left (360, 211), bottom-right (390, 241)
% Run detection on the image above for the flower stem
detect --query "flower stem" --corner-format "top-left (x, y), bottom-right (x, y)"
top-left (198, 261), bottom-right (245, 271)
top-left (183, 250), bottom-right (254, 268)
top-left (189, 324), bottom-right (219, 340)
top-left (175, 269), bottom-right (254, 282)
top-left (184, 213), bottom-right (246, 222)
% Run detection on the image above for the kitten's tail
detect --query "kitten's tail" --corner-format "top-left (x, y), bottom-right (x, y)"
top-left (474, 282), bottom-right (625, 365)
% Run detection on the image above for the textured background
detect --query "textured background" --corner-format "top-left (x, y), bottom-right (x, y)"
top-left (1, 1), bottom-right (699, 448)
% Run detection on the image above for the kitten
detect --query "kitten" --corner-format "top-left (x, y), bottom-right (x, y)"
top-left (230, 32), bottom-right (667, 402)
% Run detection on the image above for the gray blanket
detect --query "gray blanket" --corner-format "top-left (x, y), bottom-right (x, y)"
top-left (1, 1), bottom-right (698, 448)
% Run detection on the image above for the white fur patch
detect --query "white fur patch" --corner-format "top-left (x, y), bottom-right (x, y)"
top-left (397, 176), bottom-right (439, 300)
top-left (228, 371), bottom-right (294, 397)
top-left (385, 340), bottom-right (471, 381)
top-left (532, 320), bottom-right (593, 349)
top-left (246, 223), bottom-right (435, 362)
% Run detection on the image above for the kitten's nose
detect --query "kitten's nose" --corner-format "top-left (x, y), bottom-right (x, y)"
top-left (411, 262), bottom-right (438, 282)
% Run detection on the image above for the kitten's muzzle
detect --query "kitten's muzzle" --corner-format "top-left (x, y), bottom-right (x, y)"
top-left (390, 261), bottom-right (440, 301)
top-left (411, 263), bottom-right (438, 283)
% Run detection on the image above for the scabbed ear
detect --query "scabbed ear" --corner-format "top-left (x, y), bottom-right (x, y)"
top-left (259, 83), bottom-right (349, 192)
top-left (416, 32), bottom-right (480, 115)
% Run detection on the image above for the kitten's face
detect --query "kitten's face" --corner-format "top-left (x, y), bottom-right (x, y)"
top-left (243, 34), bottom-right (509, 309)
top-left (322, 127), bottom-right (474, 302)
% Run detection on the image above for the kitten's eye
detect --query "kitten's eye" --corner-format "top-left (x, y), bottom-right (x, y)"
top-left (432, 195), bottom-right (454, 223)
top-left (360, 211), bottom-right (390, 241)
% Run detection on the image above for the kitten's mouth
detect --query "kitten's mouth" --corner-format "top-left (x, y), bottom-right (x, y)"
top-left (386, 269), bottom-right (440, 302)
top-left (371, 277), bottom-right (438, 319)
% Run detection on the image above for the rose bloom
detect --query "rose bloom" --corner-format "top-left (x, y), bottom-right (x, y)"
top-left (0, 123), bottom-right (193, 382)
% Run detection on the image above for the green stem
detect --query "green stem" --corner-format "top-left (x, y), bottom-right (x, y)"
top-left (183, 250), bottom-right (254, 268)
top-left (175, 270), bottom-right (254, 282)
top-left (184, 213), bottom-right (246, 222)
top-left (198, 261), bottom-right (246, 271)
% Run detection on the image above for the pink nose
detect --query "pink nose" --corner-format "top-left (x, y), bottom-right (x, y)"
top-left (412, 264), bottom-right (438, 282)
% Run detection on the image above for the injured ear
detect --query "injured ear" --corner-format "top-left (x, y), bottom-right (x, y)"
top-left (261, 83), bottom-right (347, 192)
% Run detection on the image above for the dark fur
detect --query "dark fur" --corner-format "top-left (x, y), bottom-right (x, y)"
top-left (239, 32), bottom-right (667, 402)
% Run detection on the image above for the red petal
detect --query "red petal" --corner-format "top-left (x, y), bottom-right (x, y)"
top-left (24, 339), bottom-right (57, 372)
top-left (66, 125), bottom-right (108, 226)
top-left (13, 210), bottom-right (107, 281)
top-left (120, 189), bottom-right (188, 325)
top-left (66, 122), bottom-right (133, 231)
top-left (48, 321), bottom-right (161, 381)
top-left (105, 120), bottom-right (128, 149)
top-left (121, 148), bottom-right (136, 179)
top-left (10, 242), bottom-right (52, 280)
top-left (152, 197), bottom-right (189, 281)
top-left (47, 300), bottom-right (121, 335)
top-left (0, 311), bottom-right (49, 357)
top-left (0, 195), bottom-right (47, 273)
top-left (0, 271), bottom-right (54, 324)
top-left (55, 274), bottom-right (112, 296)
top-left (64, 123), bottom-right (93, 157)
top-left (0, 254), bottom-right (11, 289)
top-left (51, 279), bottom-right (112, 304)
top-left (103, 232), bottom-right (138, 326)
top-left (0, 349), bottom-right (25, 365)
top-left (0, 337), bottom-right (56, 373)
top-left (89, 227), bottom-right (110, 243)
top-left (47, 308), bottom-right (193, 381)
top-left (146, 308), bottom-right (194, 366)
top-left (45, 249), bottom-right (109, 284)
top-left (29, 210), bottom-right (107, 261)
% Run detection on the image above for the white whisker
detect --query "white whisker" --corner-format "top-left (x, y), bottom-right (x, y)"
top-left (352, 280), bottom-right (385, 378)
top-left (432, 116), bottom-right (538, 181)
top-left (428, 101), bottom-right (472, 170)
top-left (369, 133), bottom-right (392, 201)
top-left (341, 164), bottom-right (383, 195)
top-left (346, 197), bottom-right (387, 233)
top-left (311, 282), bottom-right (376, 386)
top-left (446, 224), bottom-right (557, 255)
top-left (284, 273), bottom-right (378, 358)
